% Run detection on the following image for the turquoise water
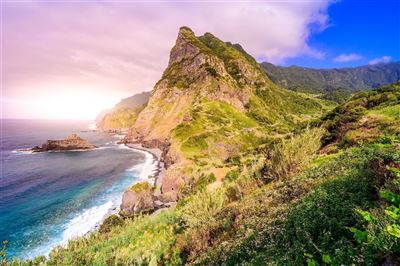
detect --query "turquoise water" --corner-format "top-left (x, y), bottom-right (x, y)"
top-left (0, 119), bottom-right (153, 259)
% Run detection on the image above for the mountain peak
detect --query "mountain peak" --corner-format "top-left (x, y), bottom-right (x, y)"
top-left (178, 26), bottom-right (194, 35)
top-left (168, 26), bottom-right (207, 67)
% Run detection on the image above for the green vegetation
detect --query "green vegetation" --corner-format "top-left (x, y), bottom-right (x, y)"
top-left (130, 181), bottom-right (151, 193)
top-left (261, 61), bottom-right (400, 93)
top-left (98, 106), bottom-right (145, 130)
top-left (190, 144), bottom-right (400, 265)
top-left (319, 82), bottom-right (400, 150)
top-left (173, 99), bottom-right (265, 163)
top-left (2, 25), bottom-right (399, 265)
top-left (263, 127), bottom-right (325, 180)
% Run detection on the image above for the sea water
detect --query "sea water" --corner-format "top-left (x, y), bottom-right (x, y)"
top-left (0, 119), bottom-right (156, 259)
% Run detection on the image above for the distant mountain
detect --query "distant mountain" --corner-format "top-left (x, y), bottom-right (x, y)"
top-left (114, 91), bottom-right (150, 109)
top-left (96, 91), bottom-right (150, 130)
top-left (260, 61), bottom-right (400, 93)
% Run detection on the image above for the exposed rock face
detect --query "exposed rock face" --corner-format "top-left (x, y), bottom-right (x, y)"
top-left (120, 182), bottom-right (155, 215)
top-left (30, 134), bottom-right (96, 152)
top-left (123, 26), bottom-right (324, 201)
top-left (124, 27), bottom-right (264, 146)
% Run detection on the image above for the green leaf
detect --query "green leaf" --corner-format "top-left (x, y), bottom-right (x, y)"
top-left (356, 209), bottom-right (375, 222)
top-left (380, 190), bottom-right (400, 207)
top-left (385, 206), bottom-right (400, 220)
top-left (387, 166), bottom-right (400, 178)
top-left (307, 258), bottom-right (317, 266)
top-left (322, 254), bottom-right (331, 264)
top-left (349, 227), bottom-right (368, 243)
top-left (387, 224), bottom-right (400, 238)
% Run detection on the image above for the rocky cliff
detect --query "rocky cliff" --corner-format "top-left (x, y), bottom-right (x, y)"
top-left (124, 26), bottom-right (329, 201)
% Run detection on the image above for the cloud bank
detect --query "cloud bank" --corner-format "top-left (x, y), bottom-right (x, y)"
top-left (369, 56), bottom-right (392, 65)
top-left (3, 1), bottom-right (331, 119)
top-left (333, 53), bottom-right (363, 63)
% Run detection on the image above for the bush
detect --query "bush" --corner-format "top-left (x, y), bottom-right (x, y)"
top-left (225, 169), bottom-right (239, 182)
top-left (181, 188), bottom-right (226, 229)
top-left (264, 127), bottom-right (324, 180)
top-left (99, 215), bottom-right (124, 234)
top-left (348, 166), bottom-right (400, 264)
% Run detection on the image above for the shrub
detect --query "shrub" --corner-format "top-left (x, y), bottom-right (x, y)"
top-left (348, 166), bottom-right (400, 264)
top-left (194, 173), bottom-right (216, 190)
top-left (99, 215), bottom-right (124, 234)
top-left (181, 188), bottom-right (227, 229)
top-left (264, 127), bottom-right (324, 180)
top-left (225, 169), bottom-right (239, 182)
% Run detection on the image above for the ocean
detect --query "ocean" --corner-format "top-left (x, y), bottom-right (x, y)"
top-left (0, 119), bottom-right (156, 259)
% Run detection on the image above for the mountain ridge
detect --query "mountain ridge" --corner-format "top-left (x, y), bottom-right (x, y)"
top-left (261, 61), bottom-right (400, 93)
top-left (122, 26), bottom-right (331, 202)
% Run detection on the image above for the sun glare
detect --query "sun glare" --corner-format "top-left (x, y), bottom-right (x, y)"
top-left (9, 87), bottom-right (122, 120)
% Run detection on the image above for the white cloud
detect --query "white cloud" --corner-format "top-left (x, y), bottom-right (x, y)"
top-left (333, 53), bottom-right (363, 63)
top-left (368, 56), bottom-right (392, 65)
top-left (4, 1), bottom-right (332, 118)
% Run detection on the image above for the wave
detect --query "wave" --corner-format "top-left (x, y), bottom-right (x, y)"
top-left (22, 144), bottom-right (158, 259)
top-left (127, 148), bottom-right (159, 181)
top-left (62, 200), bottom-right (115, 243)
top-left (88, 122), bottom-right (97, 131)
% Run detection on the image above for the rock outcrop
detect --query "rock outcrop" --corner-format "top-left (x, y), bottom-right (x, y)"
top-left (120, 182), bottom-right (155, 215)
top-left (29, 134), bottom-right (96, 152)
top-left (122, 26), bottom-right (325, 202)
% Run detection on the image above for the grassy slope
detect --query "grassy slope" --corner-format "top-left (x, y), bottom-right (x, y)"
top-left (2, 29), bottom-right (399, 265)
top-left (5, 84), bottom-right (399, 266)
top-left (97, 106), bottom-right (145, 130)
top-left (320, 82), bottom-right (400, 153)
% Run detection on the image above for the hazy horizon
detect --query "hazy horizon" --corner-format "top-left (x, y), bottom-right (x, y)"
top-left (2, 1), bottom-right (399, 119)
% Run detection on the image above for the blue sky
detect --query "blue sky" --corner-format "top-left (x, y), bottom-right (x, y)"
top-left (285, 0), bottom-right (400, 68)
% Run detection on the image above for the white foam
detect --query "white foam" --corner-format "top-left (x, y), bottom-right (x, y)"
top-left (24, 144), bottom-right (159, 259)
top-left (28, 201), bottom-right (116, 259)
top-left (88, 122), bottom-right (97, 131)
top-left (114, 134), bottom-right (125, 139)
top-left (62, 201), bottom-right (114, 243)
top-left (127, 148), bottom-right (158, 181)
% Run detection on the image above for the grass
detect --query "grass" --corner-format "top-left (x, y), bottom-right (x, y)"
top-left (173, 99), bottom-right (265, 162)
top-left (130, 182), bottom-right (151, 193)
top-left (47, 210), bottom-right (180, 266)
top-left (98, 106), bottom-right (144, 130)
top-left (191, 144), bottom-right (400, 265)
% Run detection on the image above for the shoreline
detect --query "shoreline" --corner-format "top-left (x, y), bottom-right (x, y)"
top-left (39, 136), bottom-right (166, 259)
top-left (125, 143), bottom-right (165, 196)
top-left (89, 140), bottom-right (166, 233)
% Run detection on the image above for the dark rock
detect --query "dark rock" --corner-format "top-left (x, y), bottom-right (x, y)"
top-left (28, 134), bottom-right (96, 152)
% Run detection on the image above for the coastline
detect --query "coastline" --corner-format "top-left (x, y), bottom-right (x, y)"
top-left (88, 140), bottom-right (166, 234)
top-left (36, 133), bottom-right (166, 259)
top-left (125, 143), bottom-right (165, 196)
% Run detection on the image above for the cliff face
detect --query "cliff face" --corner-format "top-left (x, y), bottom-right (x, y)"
top-left (125, 26), bottom-right (327, 200)
top-left (127, 27), bottom-right (253, 143)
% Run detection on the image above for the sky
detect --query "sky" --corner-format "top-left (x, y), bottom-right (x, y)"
top-left (2, 0), bottom-right (399, 120)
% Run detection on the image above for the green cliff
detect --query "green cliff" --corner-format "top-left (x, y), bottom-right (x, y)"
top-left (5, 28), bottom-right (399, 266)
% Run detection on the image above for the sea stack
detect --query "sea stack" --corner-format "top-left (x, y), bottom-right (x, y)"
top-left (30, 134), bottom-right (96, 152)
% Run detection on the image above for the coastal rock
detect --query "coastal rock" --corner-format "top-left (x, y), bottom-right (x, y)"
top-left (159, 167), bottom-right (188, 202)
top-left (29, 134), bottom-right (96, 152)
top-left (120, 182), bottom-right (155, 216)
